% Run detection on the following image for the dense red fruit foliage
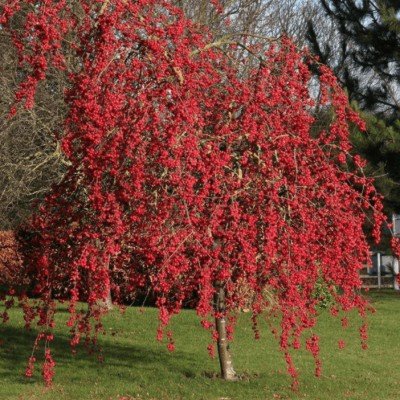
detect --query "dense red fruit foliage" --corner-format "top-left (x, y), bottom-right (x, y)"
top-left (1, 0), bottom-right (385, 387)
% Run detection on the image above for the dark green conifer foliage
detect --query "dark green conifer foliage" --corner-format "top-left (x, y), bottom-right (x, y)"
top-left (308, 1), bottom-right (400, 214)
top-left (308, 0), bottom-right (400, 120)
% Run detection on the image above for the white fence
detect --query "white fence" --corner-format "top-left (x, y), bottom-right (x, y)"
top-left (361, 252), bottom-right (399, 289)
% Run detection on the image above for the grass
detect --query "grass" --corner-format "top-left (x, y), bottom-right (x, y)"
top-left (0, 290), bottom-right (399, 400)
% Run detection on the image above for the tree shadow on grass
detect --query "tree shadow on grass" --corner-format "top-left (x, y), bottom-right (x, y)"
top-left (0, 323), bottom-right (206, 387)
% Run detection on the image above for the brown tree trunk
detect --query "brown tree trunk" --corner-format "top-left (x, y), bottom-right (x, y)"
top-left (97, 288), bottom-right (113, 311)
top-left (214, 282), bottom-right (237, 381)
top-left (94, 239), bottom-right (113, 311)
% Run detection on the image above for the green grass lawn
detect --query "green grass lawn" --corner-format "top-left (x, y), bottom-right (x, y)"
top-left (0, 290), bottom-right (399, 400)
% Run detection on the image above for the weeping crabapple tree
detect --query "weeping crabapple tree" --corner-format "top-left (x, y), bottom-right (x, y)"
top-left (0, 0), bottom-right (385, 388)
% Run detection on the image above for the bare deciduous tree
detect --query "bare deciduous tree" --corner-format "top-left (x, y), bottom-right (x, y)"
top-left (0, 29), bottom-right (67, 229)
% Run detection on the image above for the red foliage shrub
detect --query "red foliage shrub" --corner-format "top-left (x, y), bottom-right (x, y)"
top-left (0, 230), bottom-right (23, 287)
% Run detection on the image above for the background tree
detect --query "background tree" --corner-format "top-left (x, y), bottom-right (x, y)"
top-left (307, 0), bottom-right (400, 218)
top-left (175, 0), bottom-right (321, 64)
top-left (0, 19), bottom-right (67, 229)
top-left (350, 111), bottom-right (400, 218)
top-left (308, 0), bottom-right (400, 120)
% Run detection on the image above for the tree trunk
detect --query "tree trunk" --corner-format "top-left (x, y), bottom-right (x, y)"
top-left (97, 288), bottom-right (113, 311)
top-left (94, 239), bottom-right (113, 311)
top-left (214, 282), bottom-right (237, 381)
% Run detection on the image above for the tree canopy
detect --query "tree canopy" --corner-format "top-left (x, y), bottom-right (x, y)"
top-left (1, 0), bottom-right (385, 388)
